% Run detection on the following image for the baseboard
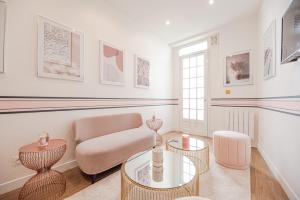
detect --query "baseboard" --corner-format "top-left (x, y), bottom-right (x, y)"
top-left (0, 160), bottom-right (77, 195)
top-left (257, 143), bottom-right (299, 200)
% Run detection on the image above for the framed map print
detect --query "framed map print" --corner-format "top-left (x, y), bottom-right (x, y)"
top-left (37, 16), bottom-right (84, 81)
top-left (100, 41), bottom-right (125, 86)
top-left (135, 55), bottom-right (150, 89)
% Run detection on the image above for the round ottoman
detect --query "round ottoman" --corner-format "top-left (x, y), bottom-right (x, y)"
top-left (213, 131), bottom-right (251, 169)
top-left (175, 197), bottom-right (210, 200)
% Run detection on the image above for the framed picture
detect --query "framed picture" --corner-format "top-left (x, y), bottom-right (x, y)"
top-left (0, 1), bottom-right (6, 73)
top-left (264, 20), bottom-right (276, 80)
top-left (100, 41), bottom-right (125, 86)
top-left (37, 16), bottom-right (84, 81)
top-left (135, 161), bottom-right (151, 186)
top-left (224, 51), bottom-right (252, 86)
top-left (134, 55), bottom-right (150, 89)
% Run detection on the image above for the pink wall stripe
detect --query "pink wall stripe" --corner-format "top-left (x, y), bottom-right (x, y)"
top-left (211, 98), bottom-right (300, 116)
top-left (0, 97), bottom-right (178, 114)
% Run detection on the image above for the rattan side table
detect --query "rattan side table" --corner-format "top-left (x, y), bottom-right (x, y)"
top-left (146, 116), bottom-right (163, 146)
top-left (18, 139), bottom-right (67, 200)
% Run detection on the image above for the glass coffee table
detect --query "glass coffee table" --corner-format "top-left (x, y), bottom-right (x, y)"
top-left (121, 150), bottom-right (199, 200)
top-left (166, 136), bottom-right (209, 174)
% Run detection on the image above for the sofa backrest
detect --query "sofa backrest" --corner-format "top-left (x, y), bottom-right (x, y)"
top-left (74, 113), bottom-right (143, 142)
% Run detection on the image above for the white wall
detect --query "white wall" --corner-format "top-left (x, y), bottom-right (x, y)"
top-left (207, 16), bottom-right (259, 138)
top-left (172, 16), bottom-right (259, 137)
top-left (0, 0), bottom-right (175, 194)
top-left (209, 16), bottom-right (258, 99)
top-left (257, 0), bottom-right (300, 199)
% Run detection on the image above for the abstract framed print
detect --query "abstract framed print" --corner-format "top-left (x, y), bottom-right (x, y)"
top-left (134, 55), bottom-right (150, 89)
top-left (224, 51), bottom-right (252, 86)
top-left (264, 20), bottom-right (276, 80)
top-left (37, 16), bottom-right (84, 81)
top-left (100, 41), bottom-right (125, 86)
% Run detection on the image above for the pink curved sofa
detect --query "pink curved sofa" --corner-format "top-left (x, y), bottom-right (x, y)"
top-left (74, 113), bottom-right (155, 181)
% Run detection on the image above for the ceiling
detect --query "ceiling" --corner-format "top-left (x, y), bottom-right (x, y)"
top-left (105, 0), bottom-right (261, 44)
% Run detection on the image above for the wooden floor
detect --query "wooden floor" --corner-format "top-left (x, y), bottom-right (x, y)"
top-left (0, 133), bottom-right (289, 200)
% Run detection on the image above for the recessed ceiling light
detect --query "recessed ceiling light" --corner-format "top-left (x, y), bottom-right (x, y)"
top-left (165, 20), bottom-right (171, 26)
top-left (209, 0), bottom-right (214, 5)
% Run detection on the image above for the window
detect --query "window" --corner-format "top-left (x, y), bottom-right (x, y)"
top-left (179, 41), bottom-right (208, 57)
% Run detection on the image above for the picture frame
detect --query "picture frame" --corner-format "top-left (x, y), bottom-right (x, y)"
top-left (0, 0), bottom-right (6, 73)
top-left (37, 16), bottom-right (84, 81)
top-left (99, 41), bottom-right (125, 86)
top-left (264, 20), bottom-right (276, 80)
top-left (134, 55), bottom-right (150, 89)
top-left (224, 50), bottom-right (252, 86)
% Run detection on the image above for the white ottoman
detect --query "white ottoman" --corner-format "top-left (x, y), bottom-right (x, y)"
top-left (175, 197), bottom-right (210, 200)
top-left (213, 131), bottom-right (251, 169)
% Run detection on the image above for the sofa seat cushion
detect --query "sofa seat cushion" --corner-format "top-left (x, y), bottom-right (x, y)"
top-left (76, 127), bottom-right (155, 174)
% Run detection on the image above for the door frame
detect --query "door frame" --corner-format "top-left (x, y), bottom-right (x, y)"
top-left (179, 50), bottom-right (209, 136)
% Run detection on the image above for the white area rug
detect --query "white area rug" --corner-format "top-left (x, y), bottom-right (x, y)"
top-left (66, 155), bottom-right (250, 200)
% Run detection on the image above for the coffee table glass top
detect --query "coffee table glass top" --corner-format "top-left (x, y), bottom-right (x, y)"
top-left (168, 137), bottom-right (208, 151)
top-left (124, 150), bottom-right (196, 189)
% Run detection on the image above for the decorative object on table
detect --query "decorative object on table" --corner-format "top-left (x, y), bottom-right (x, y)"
top-left (213, 131), bottom-right (251, 169)
top-left (100, 41), bottom-right (125, 86)
top-left (18, 139), bottom-right (67, 200)
top-left (37, 16), bottom-right (84, 81)
top-left (38, 131), bottom-right (49, 147)
top-left (224, 51), bottom-right (252, 86)
top-left (152, 146), bottom-right (163, 167)
top-left (0, 0), bottom-right (6, 73)
top-left (134, 55), bottom-right (150, 88)
top-left (182, 134), bottom-right (190, 149)
top-left (152, 165), bottom-right (163, 182)
top-left (167, 135), bottom-right (209, 174)
top-left (146, 115), bottom-right (163, 146)
top-left (121, 150), bottom-right (199, 199)
top-left (264, 20), bottom-right (276, 80)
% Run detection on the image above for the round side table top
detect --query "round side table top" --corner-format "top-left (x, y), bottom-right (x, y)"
top-left (123, 150), bottom-right (197, 189)
top-left (19, 139), bottom-right (66, 153)
top-left (167, 137), bottom-right (208, 151)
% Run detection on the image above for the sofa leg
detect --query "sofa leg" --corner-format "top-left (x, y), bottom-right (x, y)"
top-left (91, 174), bottom-right (97, 184)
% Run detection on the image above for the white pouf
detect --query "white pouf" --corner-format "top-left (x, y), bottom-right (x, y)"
top-left (175, 197), bottom-right (210, 200)
top-left (213, 131), bottom-right (251, 169)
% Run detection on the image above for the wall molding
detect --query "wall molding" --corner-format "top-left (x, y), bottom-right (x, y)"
top-left (0, 160), bottom-right (77, 195)
top-left (211, 96), bottom-right (300, 117)
top-left (0, 96), bottom-right (179, 100)
top-left (0, 96), bottom-right (179, 114)
top-left (257, 144), bottom-right (300, 200)
top-left (211, 95), bottom-right (300, 100)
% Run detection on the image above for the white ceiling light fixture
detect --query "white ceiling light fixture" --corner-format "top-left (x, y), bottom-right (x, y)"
top-left (165, 20), bottom-right (171, 26)
top-left (209, 0), bottom-right (214, 5)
